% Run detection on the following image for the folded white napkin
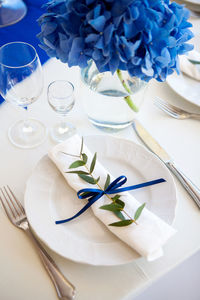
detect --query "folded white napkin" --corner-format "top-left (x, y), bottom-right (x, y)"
top-left (49, 135), bottom-right (176, 261)
top-left (179, 50), bottom-right (200, 81)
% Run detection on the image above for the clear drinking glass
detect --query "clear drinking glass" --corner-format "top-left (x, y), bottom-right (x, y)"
top-left (47, 80), bottom-right (76, 142)
top-left (0, 0), bottom-right (27, 28)
top-left (0, 42), bottom-right (47, 148)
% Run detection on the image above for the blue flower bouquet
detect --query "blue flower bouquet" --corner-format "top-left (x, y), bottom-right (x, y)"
top-left (38, 0), bottom-right (193, 116)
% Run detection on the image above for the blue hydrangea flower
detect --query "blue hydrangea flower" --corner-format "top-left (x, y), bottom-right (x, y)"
top-left (38, 0), bottom-right (194, 82)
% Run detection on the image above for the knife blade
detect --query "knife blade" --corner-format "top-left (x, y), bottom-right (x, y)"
top-left (132, 119), bottom-right (200, 208)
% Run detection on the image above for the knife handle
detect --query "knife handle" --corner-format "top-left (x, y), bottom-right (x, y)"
top-left (166, 162), bottom-right (200, 208)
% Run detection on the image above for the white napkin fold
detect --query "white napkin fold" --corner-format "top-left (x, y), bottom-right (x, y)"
top-left (49, 135), bottom-right (176, 261)
top-left (179, 50), bottom-right (200, 81)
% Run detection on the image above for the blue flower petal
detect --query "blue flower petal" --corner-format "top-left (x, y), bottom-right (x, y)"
top-left (38, 0), bottom-right (194, 81)
top-left (41, 22), bottom-right (57, 35)
top-left (94, 4), bottom-right (101, 19)
top-left (89, 15), bottom-right (106, 32)
top-left (104, 24), bottom-right (114, 45)
top-left (85, 34), bottom-right (99, 43)
top-left (86, 0), bottom-right (96, 5)
top-left (43, 37), bottom-right (56, 50)
top-left (109, 52), bottom-right (120, 73)
top-left (129, 5), bottom-right (139, 20)
top-left (92, 49), bottom-right (101, 60)
top-left (124, 22), bottom-right (138, 39)
top-left (95, 36), bottom-right (104, 49)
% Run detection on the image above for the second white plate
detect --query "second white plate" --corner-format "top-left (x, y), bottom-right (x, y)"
top-left (25, 135), bottom-right (177, 266)
top-left (166, 72), bottom-right (200, 107)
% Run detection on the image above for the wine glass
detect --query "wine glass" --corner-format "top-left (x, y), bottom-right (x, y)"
top-left (47, 80), bottom-right (76, 142)
top-left (0, 0), bottom-right (27, 28)
top-left (0, 41), bottom-right (47, 148)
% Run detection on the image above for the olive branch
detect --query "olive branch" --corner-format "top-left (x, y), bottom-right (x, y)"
top-left (63, 138), bottom-right (145, 227)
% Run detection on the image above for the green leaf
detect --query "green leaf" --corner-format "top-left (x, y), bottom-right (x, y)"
top-left (104, 174), bottom-right (111, 190)
top-left (66, 170), bottom-right (89, 175)
top-left (189, 59), bottom-right (200, 65)
top-left (115, 199), bottom-right (125, 209)
top-left (109, 220), bottom-right (133, 227)
top-left (82, 153), bottom-right (88, 164)
top-left (80, 191), bottom-right (91, 197)
top-left (111, 195), bottom-right (121, 202)
top-left (80, 137), bottom-right (84, 155)
top-left (134, 203), bottom-right (146, 221)
top-left (99, 203), bottom-right (122, 212)
top-left (113, 211), bottom-right (126, 221)
top-left (69, 160), bottom-right (85, 169)
top-left (78, 174), bottom-right (97, 185)
top-left (95, 176), bottom-right (100, 184)
top-left (90, 152), bottom-right (97, 173)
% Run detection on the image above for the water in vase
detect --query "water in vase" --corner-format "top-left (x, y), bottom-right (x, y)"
top-left (81, 61), bottom-right (147, 131)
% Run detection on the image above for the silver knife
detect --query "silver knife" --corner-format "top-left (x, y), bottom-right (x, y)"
top-left (132, 119), bottom-right (200, 208)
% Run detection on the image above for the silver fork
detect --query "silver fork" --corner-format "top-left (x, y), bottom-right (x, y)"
top-left (154, 98), bottom-right (200, 120)
top-left (0, 186), bottom-right (76, 300)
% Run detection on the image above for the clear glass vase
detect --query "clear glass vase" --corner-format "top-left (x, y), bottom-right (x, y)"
top-left (80, 60), bottom-right (148, 132)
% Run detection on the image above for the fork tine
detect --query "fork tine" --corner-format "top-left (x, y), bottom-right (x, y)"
top-left (6, 185), bottom-right (25, 214)
top-left (155, 98), bottom-right (184, 114)
top-left (0, 188), bottom-right (16, 220)
top-left (154, 100), bottom-right (179, 118)
top-left (155, 101), bottom-right (177, 115)
top-left (154, 98), bottom-right (176, 112)
top-left (3, 186), bottom-right (21, 217)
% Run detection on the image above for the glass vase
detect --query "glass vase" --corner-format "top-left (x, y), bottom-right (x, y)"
top-left (80, 60), bottom-right (148, 132)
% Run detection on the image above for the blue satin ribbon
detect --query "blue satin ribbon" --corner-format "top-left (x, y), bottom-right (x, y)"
top-left (55, 176), bottom-right (166, 224)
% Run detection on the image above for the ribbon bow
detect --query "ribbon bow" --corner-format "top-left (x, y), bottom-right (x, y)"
top-left (55, 176), bottom-right (165, 224)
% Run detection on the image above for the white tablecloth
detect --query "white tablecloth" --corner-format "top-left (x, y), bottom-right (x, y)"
top-left (0, 18), bottom-right (200, 300)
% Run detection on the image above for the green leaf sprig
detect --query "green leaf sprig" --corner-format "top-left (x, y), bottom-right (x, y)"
top-left (64, 138), bottom-right (146, 227)
top-left (188, 59), bottom-right (200, 65)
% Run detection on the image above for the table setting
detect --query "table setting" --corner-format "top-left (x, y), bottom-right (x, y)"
top-left (0, 1), bottom-right (200, 300)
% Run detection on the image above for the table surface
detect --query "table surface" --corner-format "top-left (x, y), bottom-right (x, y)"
top-left (0, 18), bottom-right (200, 300)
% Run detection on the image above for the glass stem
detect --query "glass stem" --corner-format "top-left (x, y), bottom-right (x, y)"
top-left (58, 115), bottom-right (69, 134)
top-left (22, 107), bottom-right (34, 134)
top-left (60, 115), bottom-right (67, 129)
top-left (116, 69), bottom-right (139, 112)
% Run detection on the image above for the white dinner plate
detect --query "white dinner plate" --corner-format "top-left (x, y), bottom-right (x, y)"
top-left (183, 0), bottom-right (200, 5)
top-left (166, 72), bottom-right (200, 107)
top-left (175, 0), bottom-right (200, 12)
top-left (25, 135), bottom-right (177, 266)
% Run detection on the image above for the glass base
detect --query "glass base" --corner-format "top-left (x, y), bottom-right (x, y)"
top-left (8, 119), bottom-right (47, 149)
top-left (50, 122), bottom-right (76, 143)
top-left (0, 0), bottom-right (27, 28)
top-left (88, 117), bottom-right (132, 132)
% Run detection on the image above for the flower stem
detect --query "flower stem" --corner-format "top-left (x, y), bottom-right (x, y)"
top-left (124, 96), bottom-right (139, 112)
top-left (116, 69), bottom-right (139, 113)
top-left (117, 69), bottom-right (131, 94)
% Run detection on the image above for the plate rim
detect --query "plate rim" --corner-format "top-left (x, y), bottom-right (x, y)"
top-left (166, 72), bottom-right (200, 107)
top-left (183, 0), bottom-right (200, 5)
top-left (25, 135), bottom-right (177, 266)
top-left (176, 0), bottom-right (200, 10)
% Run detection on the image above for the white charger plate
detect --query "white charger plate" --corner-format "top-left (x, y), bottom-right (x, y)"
top-left (166, 72), bottom-right (200, 107)
top-left (25, 135), bottom-right (177, 266)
